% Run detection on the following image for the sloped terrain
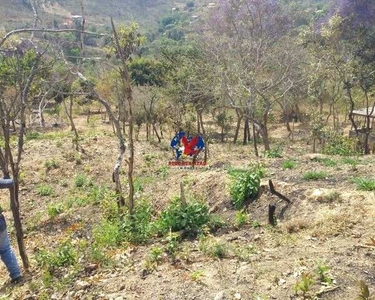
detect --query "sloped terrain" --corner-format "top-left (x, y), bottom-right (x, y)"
top-left (0, 116), bottom-right (374, 299)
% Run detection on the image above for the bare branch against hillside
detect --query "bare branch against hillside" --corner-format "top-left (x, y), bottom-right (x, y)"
top-left (0, 28), bottom-right (108, 49)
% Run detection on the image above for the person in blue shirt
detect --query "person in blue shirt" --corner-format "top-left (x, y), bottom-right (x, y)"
top-left (0, 208), bottom-right (22, 283)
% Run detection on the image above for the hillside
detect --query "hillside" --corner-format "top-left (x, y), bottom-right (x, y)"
top-left (0, 0), bottom-right (189, 32)
top-left (0, 115), bottom-right (374, 299)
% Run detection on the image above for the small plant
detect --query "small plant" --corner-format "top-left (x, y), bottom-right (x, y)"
top-left (341, 157), bottom-right (359, 166)
top-left (230, 165), bottom-right (262, 210)
top-left (207, 214), bottom-right (225, 231)
top-left (75, 174), bottom-right (89, 188)
top-left (44, 159), bottom-right (59, 171)
top-left (156, 166), bottom-right (169, 179)
top-left (357, 280), bottom-right (375, 300)
top-left (190, 270), bottom-right (204, 281)
top-left (234, 211), bottom-right (249, 227)
top-left (36, 240), bottom-right (77, 271)
top-left (165, 231), bottom-right (180, 259)
top-left (252, 220), bottom-right (261, 228)
top-left (36, 184), bottom-right (54, 196)
top-left (264, 146), bottom-right (282, 158)
top-left (352, 177), bottom-right (375, 191)
top-left (316, 262), bottom-right (333, 285)
top-left (93, 219), bottom-right (121, 247)
top-left (47, 203), bottom-right (64, 219)
top-left (302, 171), bottom-right (328, 181)
top-left (199, 235), bottom-right (228, 259)
top-left (233, 244), bottom-right (258, 262)
top-left (282, 159), bottom-right (297, 170)
top-left (150, 246), bottom-right (164, 264)
top-left (293, 273), bottom-right (315, 299)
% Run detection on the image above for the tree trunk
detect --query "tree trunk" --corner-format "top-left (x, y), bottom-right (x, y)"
top-left (152, 122), bottom-right (161, 143)
top-left (10, 182), bottom-right (29, 269)
top-left (233, 109), bottom-right (242, 144)
top-left (243, 118), bottom-right (249, 145)
top-left (252, 122), bottom-right (259, 157)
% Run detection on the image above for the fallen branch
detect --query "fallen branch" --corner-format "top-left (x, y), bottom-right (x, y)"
top-left (316, 286), bottom-right (340, 297)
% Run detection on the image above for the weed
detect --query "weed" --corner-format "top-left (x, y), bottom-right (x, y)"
top-left (293, 272), bottom-right (315, 298)
top-left (207, 214), bottom-right (225, 231)
top-left (165, 231), bottom-right (180, 259)
top-left (75, 173), bottom-right (90, 188)
top-left (36, 184), bottom-right (54, 196)
top-left (352, 177), bottom-right (375, 191)
top-left (233, 244), bottom-right (258, 262)
top-left (282, 159), bottom-right (297, 170)
top-left (199, 235), bottom-right (228, 259)
top-left (252, 220), bottom-right (261, 228)
top-left (315, 262), bottom-right (333, 285)
top-left (156, 166), bottom-right (169, 179)
top-left (155, 197), bottom-right (209, 236)
top-left (93, 219), bottom-right (121, 247)
top-left (44, 159), bottom-right (59, 171)
top-left (302, 171), bottom-right (328, 181)
top-left (234, 211), bottom-right (249, 227)
top-left (26, 131), bottom-right (41, 141)
top-left (341, 157), bottom-right (359, 166)
top-left (47, 203), bottom-right (64, 219)
top-left (230, 165), bottom-right (262, 210)
top-left (36, 240), bottom-right (77, 271)
top-left (190, 270), bottom-right (204, 281)
top-left (264, 146), bottom-right (282, 158)
top-left (150, 246), bottom-right (164, 263)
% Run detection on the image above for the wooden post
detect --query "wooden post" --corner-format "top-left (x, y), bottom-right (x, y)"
top-left (268, 204), bottom-right (277, 227)
top-left (180, 182), bottom-right (186, 206)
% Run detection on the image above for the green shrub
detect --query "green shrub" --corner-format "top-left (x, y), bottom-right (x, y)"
top-left (282, 159), bottom-right (297, 170)
top-left (35, 241), bottom-right (77, 270)
top-left (302, 171), bottom-right (328, 181)
top-left (119, 200), bottom-right (154, 244)
top-left (207, 214), bottom-right (225, 231)
top-left (341, 157), bottom-right (359, 166)
top-left (352, 177), bottom-right (375, 191)
top-left (317, 157), bottom-right (337, 167)
top-left (323, 134), bottom-right (358, 156)
top-left (199, 235), bottom-right (228, 259)
top-left (155, 197), bottom-right (209, 236)
top-left (93, 219), bottom-right (121, 247)
top-left (36, 184), bottom-right (54, 196)
top-left (230, 166), bottom-right (262, 210)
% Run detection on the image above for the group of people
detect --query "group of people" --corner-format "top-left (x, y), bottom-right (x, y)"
top-left (0, 207), bottom-right (22, 284)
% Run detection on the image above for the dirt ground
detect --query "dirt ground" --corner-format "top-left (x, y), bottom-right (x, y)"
top-left (0, 116), bottom-right (374, 300)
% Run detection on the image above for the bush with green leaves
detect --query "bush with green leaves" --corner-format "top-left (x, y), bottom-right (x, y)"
top-left (323, 133), bottom-right (359, 156)
top-left (92, 219), bottom-right (121, 247)
top-left (119, 200), bottom-right (154, 244)
top-left (155, 197), bottom-right (210, 236)
top-left (47, 203), bottom-right (64, 219)
top-left (230, 165), bottom-right (262, 210)
top-left (35, 241), bottom-right (77, 271)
